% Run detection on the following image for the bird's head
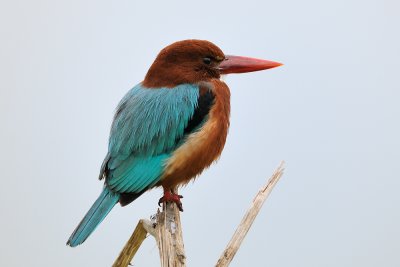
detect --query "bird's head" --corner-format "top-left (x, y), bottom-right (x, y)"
top-left (143, 39), bottom-right (282, 88)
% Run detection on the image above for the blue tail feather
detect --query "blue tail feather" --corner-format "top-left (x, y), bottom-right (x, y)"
top-left (67, 187), bottom-right (119, 247)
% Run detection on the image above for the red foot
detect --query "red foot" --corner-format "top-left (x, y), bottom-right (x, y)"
top-left (158, 190), bottom-right (184, 211)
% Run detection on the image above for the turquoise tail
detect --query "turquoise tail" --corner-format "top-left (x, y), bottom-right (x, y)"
top-left (67, 187), bottom-right (119, 247)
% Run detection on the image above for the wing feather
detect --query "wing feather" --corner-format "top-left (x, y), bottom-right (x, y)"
top-left (103, 83), bottom-right (199, 194)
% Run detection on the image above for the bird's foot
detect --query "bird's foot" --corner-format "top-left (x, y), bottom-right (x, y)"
top-left (158, 190), bottom-right (184, 211)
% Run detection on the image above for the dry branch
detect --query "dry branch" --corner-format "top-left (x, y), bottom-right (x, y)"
top-left (113, 193), bottom-right (185, 267)
top-left (155, 202), bottom-right (186, 267)
top-left (215, 161), bottom-right (285, 267)
top-left (112, 219), bottom-right (153, 267)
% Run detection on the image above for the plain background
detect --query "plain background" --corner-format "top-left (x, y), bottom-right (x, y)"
top-left (1, 0), bottom-right (399, 266)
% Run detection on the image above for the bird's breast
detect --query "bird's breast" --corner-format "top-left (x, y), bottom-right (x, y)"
top-left (160, 79), bottom-right (231, 188)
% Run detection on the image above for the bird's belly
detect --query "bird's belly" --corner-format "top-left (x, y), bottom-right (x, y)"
top-left (160, 119), bottom-right (226, 188)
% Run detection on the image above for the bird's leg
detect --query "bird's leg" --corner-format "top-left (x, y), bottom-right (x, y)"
top-left (158, 188), bottom-right (184, 211)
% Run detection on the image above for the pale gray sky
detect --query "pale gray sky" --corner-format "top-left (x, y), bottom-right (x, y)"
top-left (1, 0), bottom-right (399, 266)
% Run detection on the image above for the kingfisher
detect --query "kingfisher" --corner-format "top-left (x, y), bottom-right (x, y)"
top-left (67, 39), bottom-right (282, 247)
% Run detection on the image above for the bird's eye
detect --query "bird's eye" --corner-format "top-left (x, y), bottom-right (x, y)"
top-left (203, 57), bottom-right (212, 65)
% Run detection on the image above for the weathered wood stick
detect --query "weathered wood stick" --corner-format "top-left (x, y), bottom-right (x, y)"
top-left (112, 191), bottom-right (186, 267)
top-left (112, 219), bottom-right (153, 267)
top-left (215, 161), bottom-right (285, 267)
top-left (156, 202), bottom-right (186, 267)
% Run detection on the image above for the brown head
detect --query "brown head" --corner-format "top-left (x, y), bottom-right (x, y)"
top-left (143, 40), bottom-right (225, 88)
top-left (142, 39), bottom-right (282, 88)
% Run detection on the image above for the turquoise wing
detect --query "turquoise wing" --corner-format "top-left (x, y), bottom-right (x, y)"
top-left (101, 83), bottom-right (200, 194)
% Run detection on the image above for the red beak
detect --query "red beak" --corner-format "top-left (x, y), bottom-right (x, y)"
top-left (218, 55), bottom-right (283, 74)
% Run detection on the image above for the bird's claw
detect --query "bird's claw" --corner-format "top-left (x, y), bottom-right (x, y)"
top-left (158, 191), bottom-right (184, 211)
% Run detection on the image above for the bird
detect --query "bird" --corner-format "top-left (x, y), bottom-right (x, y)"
top-left (67, 39), bottom-right (282, 247)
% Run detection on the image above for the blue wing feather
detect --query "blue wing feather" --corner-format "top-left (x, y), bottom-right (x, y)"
top-left (104, 83), bottom-right (199, 193)
top-left (107, 154), bottom-right (169, 192)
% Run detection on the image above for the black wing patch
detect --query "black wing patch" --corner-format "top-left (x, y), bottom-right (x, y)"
top-left (184, 89), bottom-right (215, 135)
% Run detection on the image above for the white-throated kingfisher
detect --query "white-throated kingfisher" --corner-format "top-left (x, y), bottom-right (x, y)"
top-left (67, 40), bottom-right (282, 247)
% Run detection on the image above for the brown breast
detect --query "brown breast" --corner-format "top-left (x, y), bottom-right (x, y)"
top-left (160, 79), bottom-right (231, 189)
